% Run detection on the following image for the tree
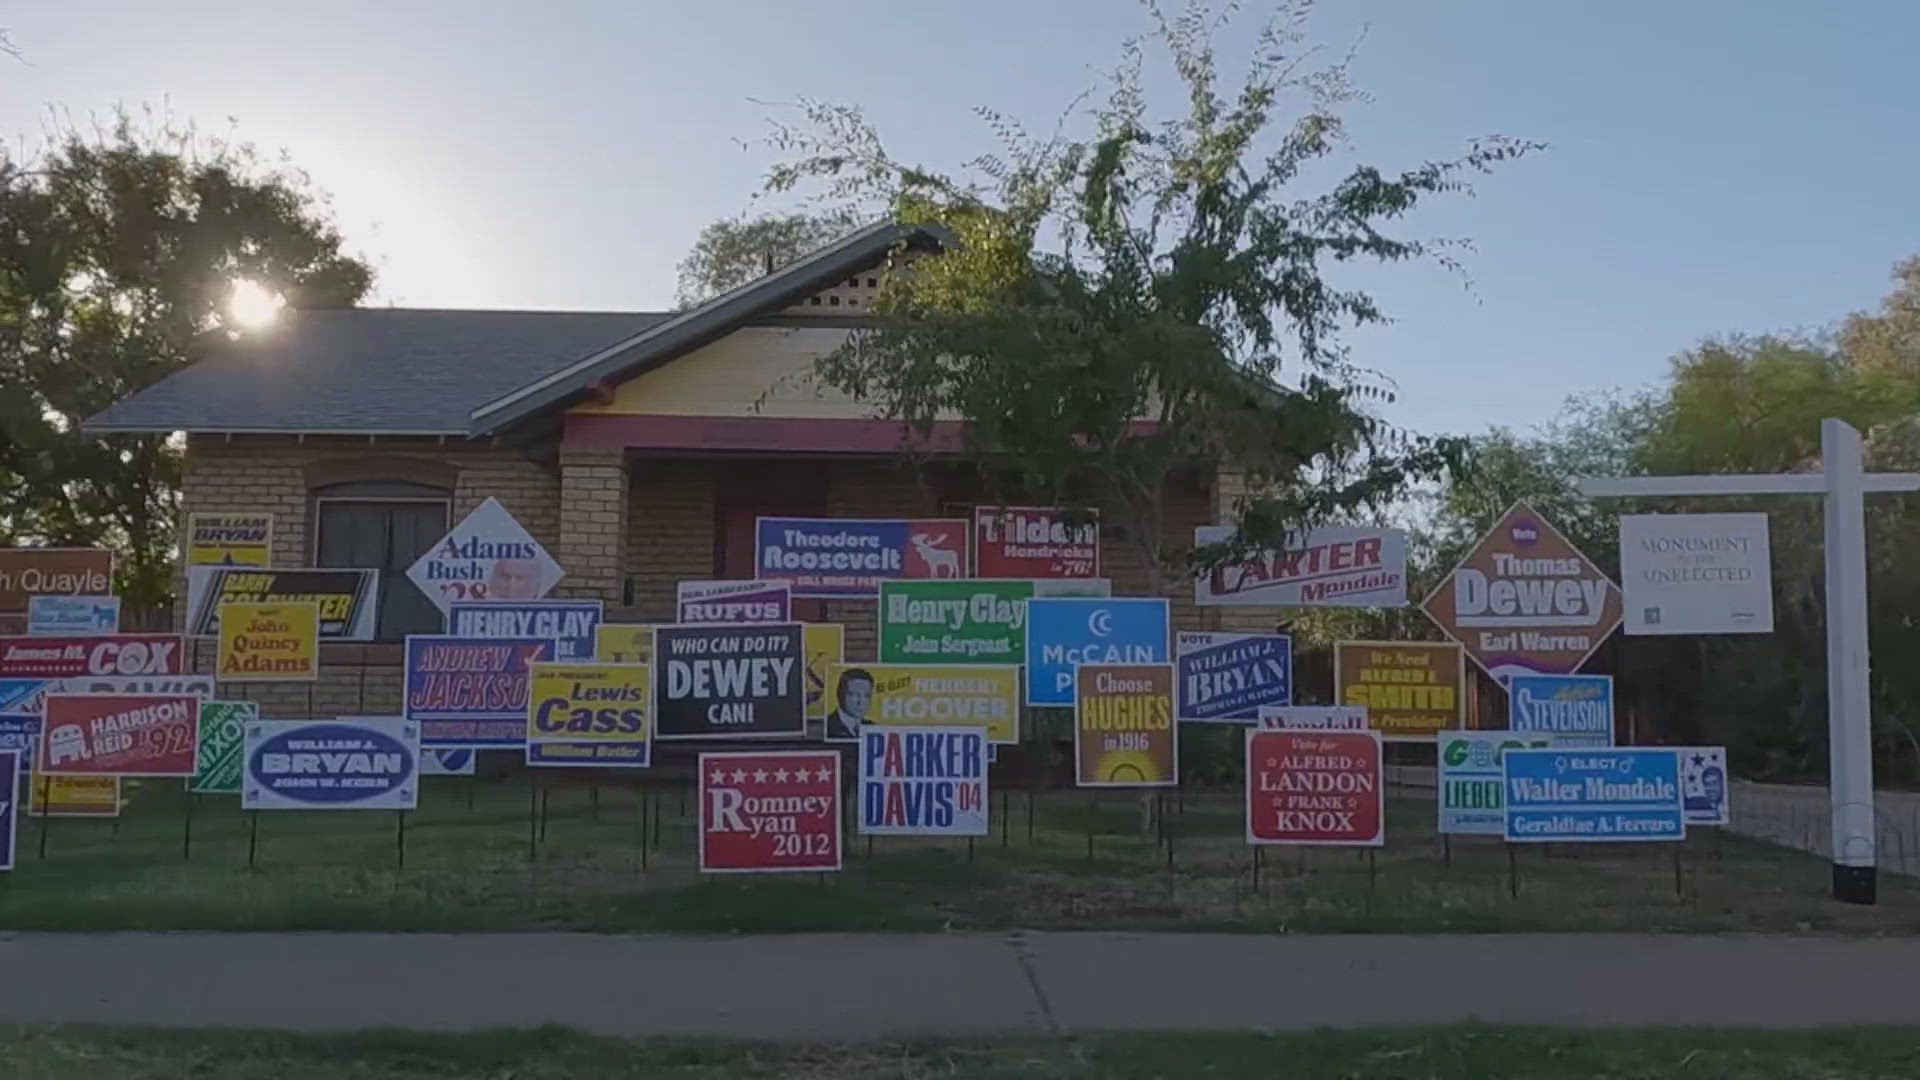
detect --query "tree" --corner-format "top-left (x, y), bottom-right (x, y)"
top-left (675, 211), bottom-right (862, 306)
top-left (1841, 255), bottom-right (1920, 382)
top-left (0, 114), bottom-right (372, 603)
top-left (764, 1), bottom-right (1535, 596)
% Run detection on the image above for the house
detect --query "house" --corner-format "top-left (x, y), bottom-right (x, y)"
top-left (86, 223), bottom-right (1268, 719)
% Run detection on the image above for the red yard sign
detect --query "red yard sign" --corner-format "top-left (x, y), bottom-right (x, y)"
top-left (972, 506), bottom-right (1099, 579)
top-left (39, 693), bottom-right (199, 777)
top-left (0, 634), bottom-right (185, 679)
top-left (1246, 729), bottom-right (1383, 846)
top-left (699, 750), bottom-right (841, 873)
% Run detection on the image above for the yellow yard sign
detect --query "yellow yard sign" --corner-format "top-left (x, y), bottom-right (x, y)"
top-left (525, 661), bottom-right (651, 767)
top-left (804, 623), bottom-right (845, 721)
top-left (595, 624), bottom-right (653, 665)
top-left (186, 512), bottom-right (272, 566)
top-left (216, 601), bottom-right (319, 681)
top-left (825, 663), bottom-right (1019, 744)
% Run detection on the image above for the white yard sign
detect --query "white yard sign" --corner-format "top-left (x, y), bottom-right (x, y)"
top-left (406, 498), bottom-right (563, 616)
top-left (1193, 524), bottom-right (1408, 608)
top-left (1619, 513), bottom-right (1773, 635)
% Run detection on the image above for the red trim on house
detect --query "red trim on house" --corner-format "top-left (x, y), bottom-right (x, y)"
top-left (562, 413), bottom-right (969, 454)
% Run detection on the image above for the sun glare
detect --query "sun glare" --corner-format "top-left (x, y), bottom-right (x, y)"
top-left (227, 279), bottom-right (285, 329)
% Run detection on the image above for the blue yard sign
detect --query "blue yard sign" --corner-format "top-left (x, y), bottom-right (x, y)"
top-left (1503, 748), bottom-right (1683, 843)
top-left (448, 600), bottom-right (602, 661)
top-left (0, 748), bottom-right (17, 870)
top-left (1174, 631), bottom-right (1292, 722)
top-left (1024, 597), bottom-right (1170, 706)
top-left (1508, 674), bottom-right (1614, 746)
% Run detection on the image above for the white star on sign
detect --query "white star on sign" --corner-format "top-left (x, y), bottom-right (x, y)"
top-left (730, 769), bottom-right (747, 784)
top-left (709, 769), bottom-right (728, 785)
top-left (752, 769), bottom-right (768, 783)
top-left (773, 768), bottom-right (790, 783)
top-left (815, 766), bottom-right (832, 783)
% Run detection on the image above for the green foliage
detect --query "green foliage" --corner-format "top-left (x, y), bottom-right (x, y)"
top-left (0, 113), bottom-right (370, 602)
top-left (1841, 254), bottom-right (1920, 381)
top-left (764, 1), bottom-right (1536, 586)
top-left (674, 210), bottom-right (863, 307)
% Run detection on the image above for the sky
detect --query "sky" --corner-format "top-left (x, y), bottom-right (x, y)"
top-left (4, 1), bottom-right (1917, 438)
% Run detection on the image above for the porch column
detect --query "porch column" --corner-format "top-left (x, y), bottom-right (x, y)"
top-left (555, 449), bottom-right (628, 605)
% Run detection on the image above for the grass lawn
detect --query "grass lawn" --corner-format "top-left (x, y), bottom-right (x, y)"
top-left (2, 773), bottom-right (1915, 933)
top-left (8, 1024), bottom-right (1920, 1079)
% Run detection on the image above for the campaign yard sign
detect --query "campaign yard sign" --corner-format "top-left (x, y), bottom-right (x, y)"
top-left (0, 634), bottom-right (185, 679)
top-left (655, 623), bottom-right (805, 740)
top-left (27, 595), bottom-right (120, 636)
top-left (28, 773), bottom-right (120, 817)
top-left (1175, 631), bottom-right (1292, 722)
top-left (1438, 732), bottom-right (1556, 836)
top-left (0, 715), bottom-right (36, 767)
top-left (878, 579), bottom-right (1029, 665)
top-left (1503, 748), bottom-right (1683, 843)
top-left (972, 506), bottom-right (1099, 578)
top-left (1025, 597), bottom-right (1171, 706)
top-left (0, 681), bottom-right (42, 713)
top-left (40, 693), bottom-right (198, 776)
top-left (185, 512), bottom-right (272, 566)
top-left (1193, 524), bottom-right (1408, 608)
top-left (1422, 501), bottom-right (1623, 683)
top-left (191, 700), bottom-right (258, 794)
top-left (1508, 674), bottom-right (1614, 746)
top-left (407, 497), bottom-right (565, 615)
top-left (450, 599), bottom-right (603, 661)
top-left (0, 749), bottom-right (16, 871)
top-left (754, 517), bottom-right (969, 597)
top-left (0, 548), bottom-right (113, 613)
top-left (595, 624), bottom-right (654, 664)
top-left (404, 635), bottom-right (552, 747)
top-left (215, 601), bottom-right (319, 682)
top-left (1681, 746), bottom-right (1730, 826)
top-left (858, 725), bottom-right (989, 837)
top-left (1256, 705), bottom-right (1369, 731)
top-left (525, 661), bottom-right (651, 767)
top-left (1333, 641), bottom-right (1463, 741)
top-left (699, 750), bottom-right (841, 873)
top-left (825, 663), bottom-right (1020, 744)
top-left (243, 718), bottom-right (421, 811)
top-left (1619, 513), bottom-right (1774, 635)
top-left (675, 581), bottom-right (791, 624)
top-left (1075, 663), bottom-right (1176, 787)
top-left (422, 747), bottom-right (477, 775)
top-left (804, 623), bottom-right (844, 721)
top-left (1246, 729), bottom-right (1384, 846)
top-left (45, 674), bottom-right (214, 699)
top-left (184, 567), bottom-right (378, 640)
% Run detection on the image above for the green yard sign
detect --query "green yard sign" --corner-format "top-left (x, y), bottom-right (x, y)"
top-left (191, 700), bottom-right (258, 794)
top-left (878, 580), bottom-right (1032, 664)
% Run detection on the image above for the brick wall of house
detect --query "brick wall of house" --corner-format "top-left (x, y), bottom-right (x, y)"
top-left (177, 434), bottom-right (563, 718)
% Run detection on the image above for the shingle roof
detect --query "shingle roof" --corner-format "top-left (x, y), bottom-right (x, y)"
top-left (466, 220), bottom-right (949, 434)
top-left (85, 220), bottom-right (952, 437)
top-left (84, 308), bottom-right (672, 435)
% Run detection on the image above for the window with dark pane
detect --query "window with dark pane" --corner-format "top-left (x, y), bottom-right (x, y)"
top-left (313, 481), bottom-right (449, 641)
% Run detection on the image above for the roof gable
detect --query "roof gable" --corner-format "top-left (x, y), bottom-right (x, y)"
top-left (466, 220), bottom-right (947, 434)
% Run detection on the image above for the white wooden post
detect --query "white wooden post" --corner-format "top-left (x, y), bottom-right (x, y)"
top-left (1577, 418), bottom-right (1920, 905)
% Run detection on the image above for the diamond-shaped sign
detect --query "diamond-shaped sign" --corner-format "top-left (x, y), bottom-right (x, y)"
top-left (1421, 501), bottom-right (1621, 684)
top-left (406, 497), bottom-right (564, 615)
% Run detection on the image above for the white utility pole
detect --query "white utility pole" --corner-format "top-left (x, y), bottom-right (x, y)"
top-left (1577, 418), bottom-right (1920, 905)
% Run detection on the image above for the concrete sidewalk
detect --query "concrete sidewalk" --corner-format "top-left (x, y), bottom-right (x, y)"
top-left (5, 931), bottom-right (1920, 1037)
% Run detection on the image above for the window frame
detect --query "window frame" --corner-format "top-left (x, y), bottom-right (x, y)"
top-left (309, 483), bottom-right (453, 643)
